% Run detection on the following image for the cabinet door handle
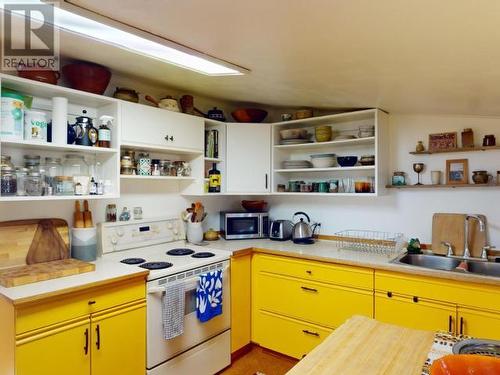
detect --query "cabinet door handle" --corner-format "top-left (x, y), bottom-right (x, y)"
top-left (387, 291), bottom-right (392, 298)
top-left (265, 173), bottom-right (268, 189)
top-left (88, 300), bottom-right (96, 305)
top-left (84, 328), bottom-right (89, 355)
top-left (460, 317), bottom-right (464, 335)
top-left (170, 136), bottom-right (174, 141)
top-left (96, 324), bottom-right (101, 350)
top-left (413, 296), bottom-right (419, 303)
top-left (302, 329), bottom-right (320, 337)
top-left (448, 315), bottom-right (453, 333)
top-left (305, 270), bottom-right (312, 275)
top-left (301, 286), bottom-right (318, 293)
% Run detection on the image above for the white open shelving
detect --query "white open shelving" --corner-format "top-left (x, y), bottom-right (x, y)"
top-left (120, 175), bottom-right (195, 181)
top-left (0, 73), bottom-right (121, 202)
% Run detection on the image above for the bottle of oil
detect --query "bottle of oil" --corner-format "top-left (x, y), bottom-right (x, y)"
top-left (208, 163), bottom-right (221, 193)
top-left (97, 115), bottom-right (113, 148)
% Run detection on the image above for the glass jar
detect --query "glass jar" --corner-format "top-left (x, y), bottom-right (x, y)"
top-left (151, 159), bottom-right (161, 176)
top-left (1, 166), bottom-right (17, 196)
top-left (1, 155), bottom-right (14, 169)
top-left (137, 153), bottom-right (151, 176)
top-left (15, 167), bottom-right (28, 196)
top-left (392, 171), bottom-right (406, 186)
top-left (63, 154), bottom-right (89, 177)
top-left (160, 160), bottom-right (171, 176)
top-left (25, 171), bottom-right (43, 196)
top-left (24, 154), bottom-right (41, 172)
top-left (55, 176), bottom-right (74, 196)
top-left (181, 162), bottom-right (191, 177)
top-left (43, 157), bottom-right (62, 195)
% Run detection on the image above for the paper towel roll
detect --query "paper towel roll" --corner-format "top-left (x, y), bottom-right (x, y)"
top-left (52, 97), bottom-right (68, 145)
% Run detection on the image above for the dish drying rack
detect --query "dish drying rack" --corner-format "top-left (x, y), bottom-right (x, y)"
top-left (333, 230), bottom-right (405, 255)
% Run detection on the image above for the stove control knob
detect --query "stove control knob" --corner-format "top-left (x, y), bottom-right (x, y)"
top-left (167, 222), bottom-right (173, 229)
top-left (173, 228), bottom-right (179, 235)
top-left (116, 229), bottom-right (124, 237)
top-left (111, 236), bottom-right (118, 245)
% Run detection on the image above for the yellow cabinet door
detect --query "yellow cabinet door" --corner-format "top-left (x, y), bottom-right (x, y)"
top-left (375, 292), bottom-right (456, 333)
top-left (16, 318), bottom-right (91, 375)
top-left (458, 307), bottom-right (500, 340)
top-left (230, 254), bottom-right (252, 353)
top-left (91, 301), bottom-right (146, 375)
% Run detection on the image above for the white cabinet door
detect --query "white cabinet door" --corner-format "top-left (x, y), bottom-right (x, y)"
top-left (226, 123), bottom-right (270, 193)
top-left (120, 102), bottom-right (203, 151)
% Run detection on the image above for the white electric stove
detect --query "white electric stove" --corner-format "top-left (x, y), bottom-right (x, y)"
top-left (100, 217), bottom-right (231, 375)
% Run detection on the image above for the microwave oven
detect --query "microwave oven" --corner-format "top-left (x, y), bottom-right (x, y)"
top-left (220, 212), bottom-right (269, 240)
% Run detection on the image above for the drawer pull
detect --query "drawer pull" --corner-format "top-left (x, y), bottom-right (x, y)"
top-left (448, 315), bottom-right (453, 333)
top-left (88, 300), bottom-right (96, 305)
top-left (302, 329), bottom-right (320, 337)
top-left (96, 324), bottom-right (101, 350)
top-left (84, 328), bottom-right (89, 355)
top-left (301, 286), bottom-right (318, 293)
top-left (305, 270), bottom-right (312, 275)
top-left (387, 292), bottom-right (392, 298)
top-left (413, 296), bottom-right (419, 303)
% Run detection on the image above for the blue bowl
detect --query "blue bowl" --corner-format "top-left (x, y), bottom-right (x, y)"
top-left (337, 156), bottom-right (358, 167)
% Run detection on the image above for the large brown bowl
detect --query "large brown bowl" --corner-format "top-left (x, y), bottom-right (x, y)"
top-left (232, 108), bottom-right (268, 123)
top-left (62, 62), bottom-right (111, 95)
top-left (18, 69), bottom-right (60, 85)
top-left (242, 200), bottom-right (268, 212)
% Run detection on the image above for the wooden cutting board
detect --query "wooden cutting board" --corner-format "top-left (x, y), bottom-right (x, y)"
top-left (432, 213), bottom-right (487, 257)
top-left (0, 219), bottom-right (70, 269)
top-left (0, 259), bottom-right (95, 288)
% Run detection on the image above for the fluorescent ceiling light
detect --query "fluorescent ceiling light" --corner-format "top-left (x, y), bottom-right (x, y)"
top-left (1, 0), bottom-right (245, 76)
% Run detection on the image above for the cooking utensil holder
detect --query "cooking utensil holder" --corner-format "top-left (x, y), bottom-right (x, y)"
top-left (71, 227), bottom-right (97, 261)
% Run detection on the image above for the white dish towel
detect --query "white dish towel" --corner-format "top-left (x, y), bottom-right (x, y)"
top-left (162, 282), bottom-right (185, 340)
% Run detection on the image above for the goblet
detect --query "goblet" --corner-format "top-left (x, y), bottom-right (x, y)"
top-left (413, 163), bottom-right (425, 185)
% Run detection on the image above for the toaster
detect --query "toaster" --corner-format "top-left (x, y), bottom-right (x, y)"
top-left (269, 220), bottom-right (294, 241)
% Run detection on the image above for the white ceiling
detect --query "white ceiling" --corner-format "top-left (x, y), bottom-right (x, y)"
top-left (59, 0), bottom-right (500, 115)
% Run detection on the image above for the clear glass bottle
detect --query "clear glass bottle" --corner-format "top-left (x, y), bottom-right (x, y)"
top-left (15, 167), bottom-right (28, 196)
top-left (25, 171), bottom-right (43, 196)
top-left (1, 166), bottom-right (17, 196)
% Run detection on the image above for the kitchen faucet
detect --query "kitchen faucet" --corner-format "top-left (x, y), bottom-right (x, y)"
top-left (463, 215), bottom-right (485, 259)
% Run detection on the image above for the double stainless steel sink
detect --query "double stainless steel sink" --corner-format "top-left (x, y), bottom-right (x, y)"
top-left (392, 253), bottom-right (500, 277)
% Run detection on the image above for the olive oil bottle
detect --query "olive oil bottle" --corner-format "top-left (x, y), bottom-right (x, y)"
top-left (208, 163), bottom-right (221, 193)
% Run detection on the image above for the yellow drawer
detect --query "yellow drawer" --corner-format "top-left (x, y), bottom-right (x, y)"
top-left (16, 278), bottom-right (145, 334)
top-left (253, 254), bottom-right (373, 290)
top-left (375, 270), bottom-right (500, 311)
top-left (255, 272), bottom-right (373, 328)
top-left (253, 310), bottom-right (332, 359)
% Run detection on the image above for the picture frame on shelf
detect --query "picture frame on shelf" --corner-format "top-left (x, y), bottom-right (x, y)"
top-left (446, 158), bottom-right (469, 185)
top-left (429, 132), bottom-right (457, 152)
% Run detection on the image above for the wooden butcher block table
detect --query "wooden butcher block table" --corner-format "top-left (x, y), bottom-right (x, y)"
top-left (286, 315), bottom-right (435, 375)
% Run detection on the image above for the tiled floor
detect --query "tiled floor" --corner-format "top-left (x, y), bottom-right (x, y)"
top-left (220, 346), bottom-right (298, 375)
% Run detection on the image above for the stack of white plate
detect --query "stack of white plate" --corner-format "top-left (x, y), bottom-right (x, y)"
top-left (282, 160), bottom-right (312, 169)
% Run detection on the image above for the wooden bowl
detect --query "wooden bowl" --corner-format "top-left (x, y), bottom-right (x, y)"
top-left (241, 200), bottom-right (268, 212)
top-left (62, 62), bottom-right (111, 95)
top-left (231, 108), bottom-right (268, 123)
top-left (17, 69), bottom-right (60, 85)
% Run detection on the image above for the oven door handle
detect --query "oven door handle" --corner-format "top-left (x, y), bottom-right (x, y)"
top-left (148, 286), bottom-right (166, 294)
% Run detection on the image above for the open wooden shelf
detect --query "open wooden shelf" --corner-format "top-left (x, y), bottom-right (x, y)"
top-left (386, 184), bottom-right (500, 189)
top-left (410, 145), bottom-right (500, 155)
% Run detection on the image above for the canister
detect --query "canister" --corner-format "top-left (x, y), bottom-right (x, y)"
top-left (1, 91), bottom-right (24, 140)
top-left (24, 110), bottom-right (48, 142)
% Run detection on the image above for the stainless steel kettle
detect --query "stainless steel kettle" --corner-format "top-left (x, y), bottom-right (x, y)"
top-left (291, 212), bottom-right (320, 244)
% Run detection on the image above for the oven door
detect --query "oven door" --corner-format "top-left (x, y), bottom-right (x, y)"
top-left (225, 213), bottom-right (261, 239)
top-left (146, 262), bottom-right (230, 369)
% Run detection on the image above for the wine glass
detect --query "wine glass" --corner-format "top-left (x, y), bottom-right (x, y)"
top-left (413, 163), bottom-right (425, 185)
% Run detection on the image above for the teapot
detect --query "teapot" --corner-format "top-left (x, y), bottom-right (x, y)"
top-left (291, 211), bottom-right (320, 245)
top-left (72, 110), bottom-right (98, 146)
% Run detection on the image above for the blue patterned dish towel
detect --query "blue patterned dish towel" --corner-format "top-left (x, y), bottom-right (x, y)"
top-left (196, 269), bottom-right (223, 322)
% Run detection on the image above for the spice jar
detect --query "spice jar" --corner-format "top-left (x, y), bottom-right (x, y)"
top-left (1, 166), bottom-right (17, 196)
top-left (25, 171), bottom-right (43, 196)
top-left (55, 176), bottom-right (74, 196)
top-left (15, 167), bottom-right (28, 196)
top-left (137, 153), bottom-right (151, 176)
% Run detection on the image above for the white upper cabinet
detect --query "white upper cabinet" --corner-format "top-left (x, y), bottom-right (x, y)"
top-left (120, 102), bottom-right (204, 151)
top-left (226, 123), bottom-right (271, 193)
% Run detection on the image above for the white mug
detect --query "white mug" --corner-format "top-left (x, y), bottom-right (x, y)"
top-left (431, 170), bottom-right (442, 185)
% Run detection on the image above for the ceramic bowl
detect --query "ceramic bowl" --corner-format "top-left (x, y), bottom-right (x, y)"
top-left (241, 200), bottom-right (268, 212)
top-left (315, 125), bottom-right (332, 142)
top-left (280, 128), bottom-right (308, 140)
top-left (310, 153), bottom-right (336, 168)
top-left (231, 108), bottom-right (268, 123)
top-left (62, 61), bottom-right (111, 94)
top-left (359, 155), bottom-right (375, 166)
top-left (337, 156), bottom-right (358, 167)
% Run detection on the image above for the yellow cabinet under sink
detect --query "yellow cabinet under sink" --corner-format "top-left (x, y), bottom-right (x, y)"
top-left (457, 306), bottom-right (500, 339)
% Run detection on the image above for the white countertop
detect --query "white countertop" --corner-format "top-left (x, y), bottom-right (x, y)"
top-left (0, 257), bottom-right (148, 305)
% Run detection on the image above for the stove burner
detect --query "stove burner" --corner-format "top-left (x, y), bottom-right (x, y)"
top-left (139, 262), bottom-right (173, 270)
top-left (192, 252), bottom-right (215, 258)
top-left (167, 248), bottom-right (195, 256)
top-left (120, 258), bottom-right (146, 265)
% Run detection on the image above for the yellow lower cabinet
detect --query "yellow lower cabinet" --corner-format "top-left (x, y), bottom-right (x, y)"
top-left (91, 301), bottom-right (146, 375)
top-left (253, 309), bottom-right (332, 359)
top-left (375, 291), bottom-right (456, 333)
top-left (458, 306), bottom-right (500, 340)
top-left (16, 318), bottom-right (91, 375)
top-left (230, 253), bottom-right (252, 353)
top-left (256, 272), bottom-right (373, 328)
